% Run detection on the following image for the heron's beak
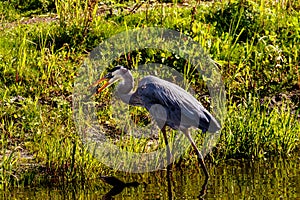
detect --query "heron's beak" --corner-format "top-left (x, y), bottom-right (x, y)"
top-left (97, 78), bottom-right (110, 93)
top-left (89, 77), bottom-right (110, 94)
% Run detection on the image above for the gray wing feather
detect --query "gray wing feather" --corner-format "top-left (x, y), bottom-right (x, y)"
top-left (135, 76), bottom-right (214, 131)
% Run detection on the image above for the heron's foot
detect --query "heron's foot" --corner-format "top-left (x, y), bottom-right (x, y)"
top-left (167, 162), bottom-right (173, 170)
top-left (198, 175), bottom-right (209, 199)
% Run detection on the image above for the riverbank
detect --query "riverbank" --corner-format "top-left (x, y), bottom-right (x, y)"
top-left (0, 0), bottom-right (299, 189)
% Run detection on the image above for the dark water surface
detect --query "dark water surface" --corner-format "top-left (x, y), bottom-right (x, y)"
top-left (3, 158), bottom-right (300, 199)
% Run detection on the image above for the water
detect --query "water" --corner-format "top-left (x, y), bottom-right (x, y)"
top-left (3, 158), bottom-right (300, 199)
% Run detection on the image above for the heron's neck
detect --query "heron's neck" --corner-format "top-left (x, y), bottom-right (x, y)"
top-left (116, 71), bottom-right (135, 104)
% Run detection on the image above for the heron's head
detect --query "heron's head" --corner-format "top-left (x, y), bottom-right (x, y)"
top-left (91, 66), bottom-right (129, 94)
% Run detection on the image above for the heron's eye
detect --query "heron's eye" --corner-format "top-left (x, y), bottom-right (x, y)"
top-left (105, 73), bottom-right (113, 79)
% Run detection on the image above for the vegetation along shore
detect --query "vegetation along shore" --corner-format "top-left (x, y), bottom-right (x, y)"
top-left (0, 0), bottom-right (299, 190)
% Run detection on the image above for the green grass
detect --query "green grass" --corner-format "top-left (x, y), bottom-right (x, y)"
top-left (212, 96), bottom-right (300, 162)
top-left (0, 0), bottom-right (299, 189)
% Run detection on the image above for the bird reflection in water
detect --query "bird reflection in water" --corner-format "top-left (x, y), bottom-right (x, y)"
top-left (166, 165), bottom-right (209, 200)
top-left (101, 176), bottom-right (140, 200)
top-left (101, 169), bottom-right (208, 200)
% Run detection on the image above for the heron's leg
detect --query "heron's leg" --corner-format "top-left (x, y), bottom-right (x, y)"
top-left (183, 129), bottom-right (209, 180)
top-left (161, 126), bottom-right (173, 166)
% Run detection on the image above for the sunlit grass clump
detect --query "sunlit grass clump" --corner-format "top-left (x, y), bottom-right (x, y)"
top-left (212, 97), bottom-right (300, 162)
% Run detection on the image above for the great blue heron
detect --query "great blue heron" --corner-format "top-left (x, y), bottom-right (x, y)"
top-left (91, 66), bottom-right (221, 179)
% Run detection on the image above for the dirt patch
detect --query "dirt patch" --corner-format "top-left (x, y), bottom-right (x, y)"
top-left (1, 14), bottom-right (58, 30)
top-left (261, 87), bottom-right (300, 119)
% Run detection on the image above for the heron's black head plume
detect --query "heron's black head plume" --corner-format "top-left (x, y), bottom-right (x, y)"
top-left (104, 66), bottom-right (124, 79)
top-left (108, 65), bottom-right (128, 73)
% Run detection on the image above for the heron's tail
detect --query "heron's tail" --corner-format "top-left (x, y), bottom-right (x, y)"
top-left (207, 116), bottom-right (221, 133)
